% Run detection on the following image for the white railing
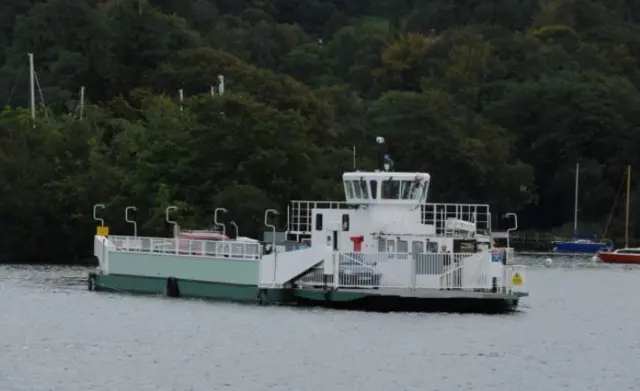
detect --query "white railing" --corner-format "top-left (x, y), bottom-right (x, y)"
top-left (422, 203), bottom-right (491, 235)
top-left (286, 200), bottom-right (491, 237)
top-left (295, 251), bottom-right (509, 292)
top-left (287, 200), bottom-right (352, 235)
top-left (107, 235), bottom-right (262, 260)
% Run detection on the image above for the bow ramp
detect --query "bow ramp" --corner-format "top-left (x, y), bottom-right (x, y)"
top-left (259, 247), bottom-right (331, 287)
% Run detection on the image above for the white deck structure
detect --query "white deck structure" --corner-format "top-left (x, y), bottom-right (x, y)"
top-left (258, 170), bottom-right (527, 296)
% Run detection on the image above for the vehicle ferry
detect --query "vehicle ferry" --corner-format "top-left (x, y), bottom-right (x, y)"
top-left (89, 142), bottom-right (528, 313)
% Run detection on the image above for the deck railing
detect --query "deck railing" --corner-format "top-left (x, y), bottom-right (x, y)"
top-left (296, 251), bottom-right (520, 293)
top-left (107, 235), bottom-right (262, 260)
top-left (287, 200), bottom-right (491, 237)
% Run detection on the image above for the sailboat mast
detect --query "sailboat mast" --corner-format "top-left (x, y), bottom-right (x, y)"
top-left (28, 53), bottom-right (35, 123)
top-left (625, 165), bottom-right (631, 248)
top-left (574, 162), bottom-right (579, 234)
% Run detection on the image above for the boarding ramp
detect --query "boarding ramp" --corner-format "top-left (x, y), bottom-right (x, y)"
top-left (259, 246), bottom-right (333, 287)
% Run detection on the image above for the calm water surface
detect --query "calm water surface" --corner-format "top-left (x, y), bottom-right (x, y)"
top-left (1, 257), bottom-right (639, 391)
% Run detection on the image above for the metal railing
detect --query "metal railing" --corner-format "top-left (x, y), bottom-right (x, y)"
top-left (107, 235), bottom-right (262, 260)
top-left (287, 200), bottom-right (353, 235)
top-left (295, 251), bottom-right (509, 291)
top-left (286, 200), bottom-right (491, 237)
top-left (422, 203), bottom-right (491, 235)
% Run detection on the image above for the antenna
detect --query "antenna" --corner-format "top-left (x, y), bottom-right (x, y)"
top-left (352, 145), bottom-right (356, 170)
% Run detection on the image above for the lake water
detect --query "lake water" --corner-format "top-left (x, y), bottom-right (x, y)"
top-left (1, 257), bottom-right (639, 391)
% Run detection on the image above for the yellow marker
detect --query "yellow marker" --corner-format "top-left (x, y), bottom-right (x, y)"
top-left (96, 226), bottom-right (109, 236)
top-left (512, 272), bottom-right (523, 286)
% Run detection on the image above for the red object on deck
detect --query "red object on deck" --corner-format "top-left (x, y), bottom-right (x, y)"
top-left (350, 236), bottom-right (364, 252)
top-left (597, 249), bottom-right (640, 264)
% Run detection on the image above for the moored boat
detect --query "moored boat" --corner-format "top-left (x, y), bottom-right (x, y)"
top-left (551, 163), bottom-right (612, 254)
top-left (597, 165), bottom-right (635, 264)
top-left (552, 234), bottom-right (613, 254)
top-left (597, 248), bottom-right (640, 264)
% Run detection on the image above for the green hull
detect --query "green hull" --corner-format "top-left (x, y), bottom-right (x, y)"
top-left (90, 273), bottom-right (262, 302)
top-left (89, 273), bottom-right (519, 314)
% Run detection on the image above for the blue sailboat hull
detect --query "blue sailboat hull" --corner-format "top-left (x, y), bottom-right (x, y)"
top-left (551, 241), bottom-right (612, 254)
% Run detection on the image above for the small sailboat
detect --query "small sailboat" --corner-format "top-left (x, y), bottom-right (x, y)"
top-left (597, 166), bottom-right (640, 264)
top-left (551, 163), bottom-right (613, 253)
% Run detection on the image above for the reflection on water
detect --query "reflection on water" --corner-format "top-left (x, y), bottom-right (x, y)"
top-left (1, 259), bottom-right (640, 391)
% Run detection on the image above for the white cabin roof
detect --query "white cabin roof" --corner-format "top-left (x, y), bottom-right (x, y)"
top-left (342, 171), bottom-right (431, 204)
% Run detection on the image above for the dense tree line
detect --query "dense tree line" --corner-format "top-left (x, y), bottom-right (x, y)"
top-left (1, 0), bottom-right (639, 262)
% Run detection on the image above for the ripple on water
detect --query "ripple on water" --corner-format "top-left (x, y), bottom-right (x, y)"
top-left (1, 262), bottom-right (640, 391)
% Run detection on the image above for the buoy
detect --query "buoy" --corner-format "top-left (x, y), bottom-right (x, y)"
top-left (544, 258), bottom-right (553, 265)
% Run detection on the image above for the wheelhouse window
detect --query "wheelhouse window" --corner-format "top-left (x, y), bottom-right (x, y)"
top-left (357, 179), bottom-right (369, 199)
top-left (370, 180), bottom-right (378, 199)
top-left (352, 180), bottom-right (362, 199)
top-left (344, 181), bottom-right (354, 199)
top-left (381, 179), bottom-right (400, 199)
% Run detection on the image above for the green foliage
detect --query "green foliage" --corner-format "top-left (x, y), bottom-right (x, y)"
top-left (1, 0), bottom-right (640, 261)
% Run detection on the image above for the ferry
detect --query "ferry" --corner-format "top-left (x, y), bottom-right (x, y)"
top-left (89, 141), bottom-right (528, 313)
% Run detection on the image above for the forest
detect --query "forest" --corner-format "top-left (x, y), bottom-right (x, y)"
top-left (1, 0), bottom-right (640, 262)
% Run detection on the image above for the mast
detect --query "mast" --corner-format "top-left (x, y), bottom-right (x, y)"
top-left (625, 165), bottom-right (631, 248)
top-left (574, 162), bottom-right (579, 234)
top-left (28, 53), bottom-right (35, 124)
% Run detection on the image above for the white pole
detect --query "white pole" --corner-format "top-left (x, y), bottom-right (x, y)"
top-left (214, 208), bottom-right (228, 234)
top-left (218, 75), bottom-right (225, 95)
top-left (79, 86), bottom-right (85, 120)
top-left (179, 89), bottom-right (184, 111)
top-left (93, 204), bottom-right (105, 226)
top-left (125, 206), bottom-right (137, 237)
top-left (574, 162), bottom-right (579, 234)
top-left (28, 53), bottom-right (35, 124)
top-left (265, 209), bottom-right (279, 286)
